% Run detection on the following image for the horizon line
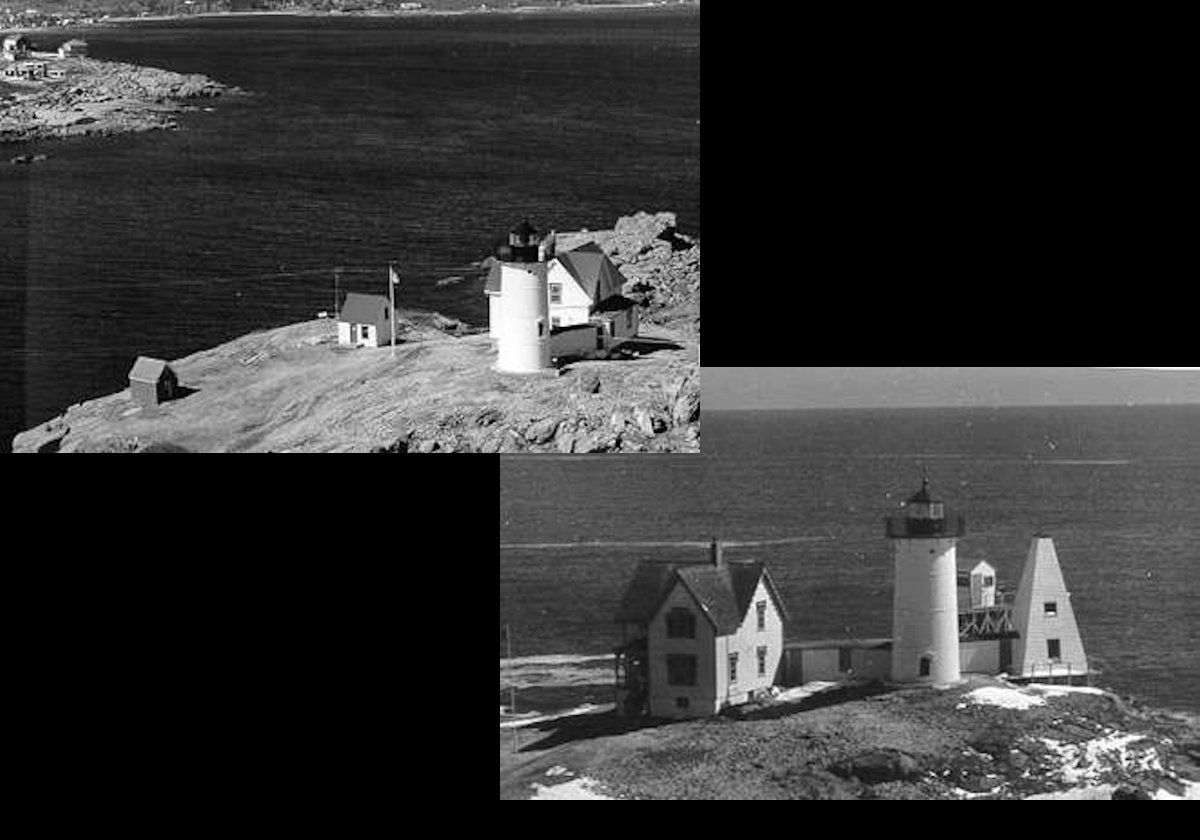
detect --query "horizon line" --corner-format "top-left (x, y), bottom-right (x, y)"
top-left (706, 401), bottom-right (1200, 412)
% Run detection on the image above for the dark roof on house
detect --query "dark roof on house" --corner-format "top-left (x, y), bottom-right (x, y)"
top-left (339, 292), bottom-right (389, 324)
top-left (128, 356), bottom-right (173, 383)
top-left (484, 262), bottom-right (501, 294)
top-left (615, 558), bottom-right (789, 636)
top-left (555, 241), bottom-right (627, 305)
top-left (784, 638), bottom-right (894, 651)
top-left (595, 294), bottom-right (637, 313)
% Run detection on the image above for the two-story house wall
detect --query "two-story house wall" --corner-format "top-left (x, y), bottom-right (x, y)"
top-left (618, 541), bottom-right (789, 720)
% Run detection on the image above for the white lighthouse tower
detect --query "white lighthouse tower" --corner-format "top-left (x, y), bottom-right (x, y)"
top-left (495, 219), bottom-right (551, 374)
top-left (886, 476), bottom-right (966, 685)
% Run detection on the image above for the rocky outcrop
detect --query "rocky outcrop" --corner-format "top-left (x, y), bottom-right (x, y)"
top-left (1, 57), bottom-right (241, 144)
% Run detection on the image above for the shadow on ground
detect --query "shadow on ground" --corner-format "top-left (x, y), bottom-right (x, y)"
top-left (517, 711), bottom-right (665, 753)
top-left (725, 681), bottom-right (895, 722)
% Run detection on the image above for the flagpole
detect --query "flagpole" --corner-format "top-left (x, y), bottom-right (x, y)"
top-left (389, 262), bottom-right (396, 359)
top-left (333, 266), bottom-right (340, 321)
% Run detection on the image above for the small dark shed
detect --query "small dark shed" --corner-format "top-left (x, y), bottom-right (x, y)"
top-left (128, 356), bottom-right (178, 408)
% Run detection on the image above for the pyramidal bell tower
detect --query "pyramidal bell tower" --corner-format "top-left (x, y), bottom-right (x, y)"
top-left (1011, 535), bottom-right (1089, 682)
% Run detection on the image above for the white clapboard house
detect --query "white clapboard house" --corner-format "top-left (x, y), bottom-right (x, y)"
top-left (614, 540), bottom-right (789, 719)
top-left (337, 292), bottom-right (393, 348)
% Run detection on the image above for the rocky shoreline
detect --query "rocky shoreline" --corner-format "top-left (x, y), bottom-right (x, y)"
top-left (500, 676), bottom-right (1200, 800)
top-left (1, 56), bottom-right (240, 145)
top-left (11, 212), bottom-right (699, 454)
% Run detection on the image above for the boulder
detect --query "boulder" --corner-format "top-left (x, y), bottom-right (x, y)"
top-left (576, 370), bottom-right (601, 395)
top-left (1112, 784), bottom-right (1152, 800)
top-left (673, 382), bottom-right (700, 425)
top-left (474, 407), bottom-right (503, 427)
top-left (524, 417), bottom-right (562, 445)
top-left (831, 750), bottom-right (921, 785)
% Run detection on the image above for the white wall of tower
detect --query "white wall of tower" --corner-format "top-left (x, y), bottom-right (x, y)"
top-left (891, 536), bottom-right (962, 684)
top-left (496, 262), bottom-right (551, 373)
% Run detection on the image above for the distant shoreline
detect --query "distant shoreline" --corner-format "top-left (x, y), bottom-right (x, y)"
top-left (6, 2), bottom-right (696, 33)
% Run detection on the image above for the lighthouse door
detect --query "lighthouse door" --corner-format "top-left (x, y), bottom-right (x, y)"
top-left (919, 656), bottom-right (932, 678)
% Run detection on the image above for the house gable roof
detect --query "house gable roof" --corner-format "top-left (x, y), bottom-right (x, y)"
top-left (339, 292), bottom-right (389, 324)
top-left (554, 241), bottom-right (626, 305)
top-left (615, 558), bottom-right (790, 636)
top-left (128, 356), bottom-right (173, 384)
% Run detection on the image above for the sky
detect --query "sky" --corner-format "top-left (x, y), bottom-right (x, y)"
top-left (703, 367), bottom-right (1200, 410)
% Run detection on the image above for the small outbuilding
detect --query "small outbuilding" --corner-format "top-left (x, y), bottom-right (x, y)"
top-left (337, 292), bottom-right (393, 348)
top-left (128, 356), bottom-right (179, 409)
top-left (58, 39), bottom-right (87, 58)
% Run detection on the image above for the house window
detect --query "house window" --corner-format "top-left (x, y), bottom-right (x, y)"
top-left (666, 608), bottom-right (696, 640)
top-left (957, 573), bottom-right (970, 587)
top-left (728, 652), bottom-right (738, 684)
top-left (675, 696), bottom-right (689, 710)
top-left (536, 319), bottom-right (545, 337)
top-left (839, 647), bottom-right (853, 673)
top-left (757, 646), bottom-right (768, 677)
top-left (1044, 601), bottom-right (1058, 617)
top-left (756, 601), bottom-right (766, 631)
top-left (1047, 639), bottom-right (1062, 661)
top-left (551, 316), bottom-right (560, 328)
top-left (666, 654), bottom-right (697, 687)
top-left (983, 576), bottom-right (995, 587)
top-left (549, 283), bottom-right (562, 304)
top-left (384, 307), bottom-right (388, 320)
top-left (919, 656), bottom-right (932, 677)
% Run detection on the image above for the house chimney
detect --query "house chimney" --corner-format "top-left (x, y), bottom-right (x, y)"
top-left (710, 537), bottom-right (723, 568)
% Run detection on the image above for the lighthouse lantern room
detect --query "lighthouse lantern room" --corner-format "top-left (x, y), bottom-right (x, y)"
top-left (886, 476), bottom-right (967, 685)
top-left (495, 219), bottom-right (552, 374)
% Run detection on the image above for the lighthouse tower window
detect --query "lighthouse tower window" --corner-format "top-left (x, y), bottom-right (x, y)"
top-left (1044, 601), bottom-right (1058, 616)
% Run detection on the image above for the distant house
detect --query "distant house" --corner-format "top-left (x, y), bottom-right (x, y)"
top-left (128, 356), bottom-right (179, 409)
top-left (57, 38), bottom-right (87, 58)
top-left (614, 540), bottom-right (789, 719)
top-left (957, 558), bottom-right (997, 611)
top-left (2, 34), bottom-right (31, 61)
top-left (337, 292), bottom-right (393, 348)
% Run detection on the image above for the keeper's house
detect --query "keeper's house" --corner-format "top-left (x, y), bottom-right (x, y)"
top-left (337, 292), bottom-right (393, 348)
top-left (613, 540), bottom-right (789, 719)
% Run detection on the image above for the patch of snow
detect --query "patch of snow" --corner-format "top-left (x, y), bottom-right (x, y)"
top-left (499, 703), bottom-right (610, 730)
top-left (1025, 684), bottom-right (1109, 698)
top-left (1153, 781), bottom-right (1200, 800)
top-left (963, 686), bottom-right (1047, 710)
top-left (773, 681), bottom-right (842, 703)
top-left (1024, 784), bottom-right (1116, 800)
top-left (1039, 732), bottom-right (1163, 785)
top-left (529, 777), bottom-right (615, 800)
top-left (545, 766), bottom-right (572, 777)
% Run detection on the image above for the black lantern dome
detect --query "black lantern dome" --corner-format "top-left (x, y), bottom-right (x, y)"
top-left (496, 219), bottom-right (541, 263)
top-left (885, 475), bottom-right (966, 538)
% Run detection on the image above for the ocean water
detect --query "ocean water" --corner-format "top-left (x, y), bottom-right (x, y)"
top-left (500, 406), bottom-right (1200, 715)
top-left (0, 9), bottom-right (700, 449)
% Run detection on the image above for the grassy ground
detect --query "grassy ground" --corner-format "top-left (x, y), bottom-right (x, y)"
top-left (14, 311), bottom-right (698, 453)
